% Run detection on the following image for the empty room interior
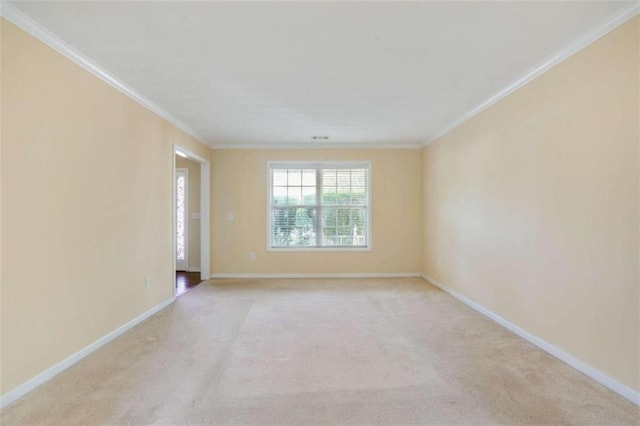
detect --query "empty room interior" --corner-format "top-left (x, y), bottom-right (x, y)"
top-left (1, 1), bottom-right (639, 424)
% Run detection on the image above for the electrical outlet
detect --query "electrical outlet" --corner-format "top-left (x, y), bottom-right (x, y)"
top-left (227, 212), bottom-right (234, 221)
top-left (145, 276), bottom-right (152, 288)
top-left (249, 252), bottom-right (256, 261)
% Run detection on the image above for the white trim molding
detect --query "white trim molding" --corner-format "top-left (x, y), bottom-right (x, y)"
top-left (173, 144), bottom-right (211, 282)
top-left (4, 0), bottom-right (636, 152)
top-left (422, 276), bottom-right (640, 406)
top-left (0, 1), bottom-right (208, 146)
top-left (211, 142), bottom-right (422, 150)
top-left (423, 2), bottom-right (640, 146)
top-left (211, 272), bottom-right (421, 279)
top-left (0, 297), bottom-right (176, 410)
top-left (0, 0), bottom-right (418, 153)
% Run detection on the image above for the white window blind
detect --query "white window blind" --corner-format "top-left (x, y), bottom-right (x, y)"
top-left (269, 162), bottom-right (370, 250)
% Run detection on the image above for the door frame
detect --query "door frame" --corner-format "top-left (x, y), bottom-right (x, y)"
top-left (173, 145), bottom-right (211, 293)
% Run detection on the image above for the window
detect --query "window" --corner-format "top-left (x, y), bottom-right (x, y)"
top-left (268, 161), bottom-right (370, 250)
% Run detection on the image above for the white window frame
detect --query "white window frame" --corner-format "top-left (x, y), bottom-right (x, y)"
top-left (267, 161), bottom-right (372, 252)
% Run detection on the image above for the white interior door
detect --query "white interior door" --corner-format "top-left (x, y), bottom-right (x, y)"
top-left (175, 168), bottom-right (189, 271)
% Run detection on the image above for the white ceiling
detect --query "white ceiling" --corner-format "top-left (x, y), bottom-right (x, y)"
top-left (7, 1), bottom-right (637, 148)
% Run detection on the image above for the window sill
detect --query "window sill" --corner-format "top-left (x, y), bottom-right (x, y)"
top-left (267, 246), bottom-right (372, 252)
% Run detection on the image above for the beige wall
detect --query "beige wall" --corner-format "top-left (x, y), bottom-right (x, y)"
top-left (211, 149), bottom-right (422, 274)
top-left (176, 156), bottom-right (201, 271)
top-left (2, 8), bottom-right (638, 403)
top-left (422, 17), bottom-right (640, 392)
top-left (0, 20), bottom-right (210, 392)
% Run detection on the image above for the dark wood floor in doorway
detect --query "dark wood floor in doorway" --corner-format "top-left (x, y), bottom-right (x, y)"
top-left (176, 271), bottom-right (203, 296)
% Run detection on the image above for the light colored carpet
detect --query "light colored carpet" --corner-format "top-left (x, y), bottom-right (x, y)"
top-left (2, 278), bottom-right (638, 425)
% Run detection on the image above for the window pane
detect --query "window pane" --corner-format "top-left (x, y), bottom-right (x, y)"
top-left (321, 168), bottom-right (368, 206)
top-left (271, 207), bottom-right (317, 247)
top-left (273, 186), bottom-right (287, 205)
top-left (288, 169), bottom-right (302, 186)
top-left (337, 170), bottom-right (351, 192)
top-left (337, 226), bottom-right (352, 237)
top-left (176, 175), bottom-right (186, 260)
top-left (302, 187), bottom-right (316, 205)
top-left (322, 186), bottom-right (337, 205)
top-left (324, 228), bottom-right (366, 246)
top-left (350, 186), bottom-right (366, 205)
top-left (272, 209), bottom-right (296, 228)
top-left (320, 207), bottom-right (367, 246)
top-left (273, 169), bottom-right (287, 186)
top-left (352, 208), bottom-right (367, 228)
top-left (302, 170), bottom-right (316, 186)
top-left (287, 187), bottom-right (302, 205)
top-left (321, 228), bottom-right (335, 246)
top-left (337, 208), bottom-right (350, 226)
top-left (352, 169), bottom-right (366, 186)
top-left (322, 207), bottom-right (338, 227)
top-left (322, 169), bottom-right (337, 187)
top-left (352, 208), bottom-right (368, 246)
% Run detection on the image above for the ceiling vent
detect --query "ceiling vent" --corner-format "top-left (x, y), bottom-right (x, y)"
top-left (312, 136), bottom-right (329, 140)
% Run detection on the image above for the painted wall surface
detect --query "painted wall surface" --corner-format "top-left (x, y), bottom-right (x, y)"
top-left (0, 20), bottom-right (210, 393)
top-left (2, 7), bottom-right (639, 405)
top-left (422, 17), bottom-right (640, 392)
top-left (211, 149), bottom-right (422, 274)
top-left (176, 156), bottom-right (201, 271)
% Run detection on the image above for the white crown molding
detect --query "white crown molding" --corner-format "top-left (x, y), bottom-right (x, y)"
top-left (0, 296), bottom-right (176, 409)
top-left (210, 142), bottom-right (422, 150)
top-left (422, 2), bottom-right (640, 147)
top-left (0, 0), bottom-right (419, 152)
top-left (0, 1), bottom-right (209, 147)
top-left (422, 276), bottom-right (640, 406)
top-left (3, 0), bottom-right (637, 151)
top-left (211, 272), bottom-right (422, 279)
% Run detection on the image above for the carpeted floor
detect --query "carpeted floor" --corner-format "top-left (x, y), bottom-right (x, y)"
top-left (2, 278), bottom-right (638, 425)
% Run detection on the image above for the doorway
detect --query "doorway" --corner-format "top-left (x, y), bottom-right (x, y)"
top-left (175, 271), bottom-right (202, 297)
top-left (173, 145), bottom-right (210, 297)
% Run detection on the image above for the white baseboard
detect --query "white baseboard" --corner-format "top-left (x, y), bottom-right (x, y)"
top-left (211, 272), bottom-right (422, 279)
top-left (186, 267), bottom-right (201, 273)
top-left (421, 275), bottom-right (640, 406)
top-left (0, 297), bottom-right (176, 410)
